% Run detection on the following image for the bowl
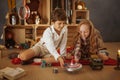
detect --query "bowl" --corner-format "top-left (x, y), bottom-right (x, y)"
top-left (66, 63), bottom-right (82, 72)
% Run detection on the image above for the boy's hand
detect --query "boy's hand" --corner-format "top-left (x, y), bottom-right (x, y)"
top-left (58, 56), bottom-right (64, 68)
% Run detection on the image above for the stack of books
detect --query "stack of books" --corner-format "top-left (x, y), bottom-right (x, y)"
top-left (0, 67), bottom-right (26, 80)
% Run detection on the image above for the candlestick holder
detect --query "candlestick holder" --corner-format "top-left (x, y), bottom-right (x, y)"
top-left (114, 50), bottom-right (120, 70)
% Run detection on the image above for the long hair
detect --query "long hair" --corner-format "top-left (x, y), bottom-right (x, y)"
top-left (74, 19), bottom-right (103, 54)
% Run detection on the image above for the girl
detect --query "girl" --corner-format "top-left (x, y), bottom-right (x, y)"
top-left (73, 19), bottom-right (109, 62)
top-left (19, 8), bottom-right (68, 68)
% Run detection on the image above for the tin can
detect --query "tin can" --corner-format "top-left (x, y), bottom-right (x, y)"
top-left (53, 68), bottom-right (58, 73)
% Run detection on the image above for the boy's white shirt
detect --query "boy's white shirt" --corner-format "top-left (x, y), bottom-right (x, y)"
top-left (36, 25), bottom-right (68, 61)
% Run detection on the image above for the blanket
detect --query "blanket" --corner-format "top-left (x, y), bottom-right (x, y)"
top-left (32, 58), bottom-right (117, 66)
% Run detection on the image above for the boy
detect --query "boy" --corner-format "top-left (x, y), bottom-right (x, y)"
top-left (19, 8), bottom-right (68, 68)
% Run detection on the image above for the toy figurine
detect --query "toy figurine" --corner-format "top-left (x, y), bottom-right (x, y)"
top-left (41, 60), bottom-right (46, 68)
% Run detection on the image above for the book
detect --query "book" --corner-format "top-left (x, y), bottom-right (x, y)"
top-left (0, 67), bottom-right (26, 80)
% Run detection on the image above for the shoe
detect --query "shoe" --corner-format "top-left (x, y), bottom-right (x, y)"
top-left (21, 59), bottom-right (33, 65)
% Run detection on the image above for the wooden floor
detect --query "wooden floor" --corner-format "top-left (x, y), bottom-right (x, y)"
top-left (0, 42), bottom-right (120, 80)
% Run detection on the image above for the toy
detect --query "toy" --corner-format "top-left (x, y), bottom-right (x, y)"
top-left (47, 63), bottom-right (52, 67)
top-left (65, 56), bottom-right (82, 72)
top-left (41, 60), bottom-right (46, 68)
top-left (20, 43), bottom-right (30, 49)
top-left (53, 68), bottom-right (58, 73)
top-left (66, 63), bottom-right (82, 72)
top-left (89, 55), bottom-right (103, 70)
top-left (11, 58), bottom-right (21, 64)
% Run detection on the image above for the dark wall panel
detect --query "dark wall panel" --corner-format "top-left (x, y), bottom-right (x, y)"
top-left (85, 0), bottom-right (120, 42)
top-left (0, 0), bottom-right (8, 44)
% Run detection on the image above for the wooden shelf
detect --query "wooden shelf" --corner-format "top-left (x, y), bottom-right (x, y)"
top-left (72, 0), bottom-right (89, 24)
top-left (26, 0), bottom-right (50, 24)
top-left (4, 0), bottom-right (90, 46)
top-left (4, 24), bottom-right (79, 46)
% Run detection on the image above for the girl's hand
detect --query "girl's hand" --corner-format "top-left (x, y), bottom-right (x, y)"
top-left (58, 56), bottom-right (64, 68)
top-left (65, 53), bottom-right (73, 59)
top-left (74, 58), bottom-right (79, 63)
top-left (74, 56), bottom-right (80, 63)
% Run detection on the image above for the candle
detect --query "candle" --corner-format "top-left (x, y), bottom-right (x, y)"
top-left (118, 49), bottom-right (120, 57)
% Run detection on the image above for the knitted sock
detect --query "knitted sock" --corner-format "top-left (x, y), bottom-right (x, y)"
top-left (33, 58), bottom-right (42, 63)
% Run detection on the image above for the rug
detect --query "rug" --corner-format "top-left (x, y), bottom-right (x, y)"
top-left (32, 47), bottom-right (117, 66)
top-left (32, 57), bottom-right (117, 66)
top-left (11, 47), bottom-right (117, 66)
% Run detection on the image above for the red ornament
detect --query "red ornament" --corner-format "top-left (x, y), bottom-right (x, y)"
top-left (11, 58), bottom-right (21, 64)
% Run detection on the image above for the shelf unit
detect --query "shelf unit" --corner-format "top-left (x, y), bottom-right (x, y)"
top-left (4, 24), bottom-right (79, 46)
top-left (75, 10), bottom-right (89, 24)
top-left (72, 0), bottom-right (89, 24)
top-left (4, 25), bottom-right (34, 43)
top-left (4, 24), bottom-right (49, 42)
top-left (4, 0), bottom-right (90, 46)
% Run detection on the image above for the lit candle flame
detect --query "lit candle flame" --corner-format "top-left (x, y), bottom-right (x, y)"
top-left (118, 50), bottom-right (120, 56)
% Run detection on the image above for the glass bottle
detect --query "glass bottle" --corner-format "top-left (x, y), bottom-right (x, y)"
top-left (35, 15), bottom-right (40, 24)
top-left (11, 15), bottom-right (16, 25)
